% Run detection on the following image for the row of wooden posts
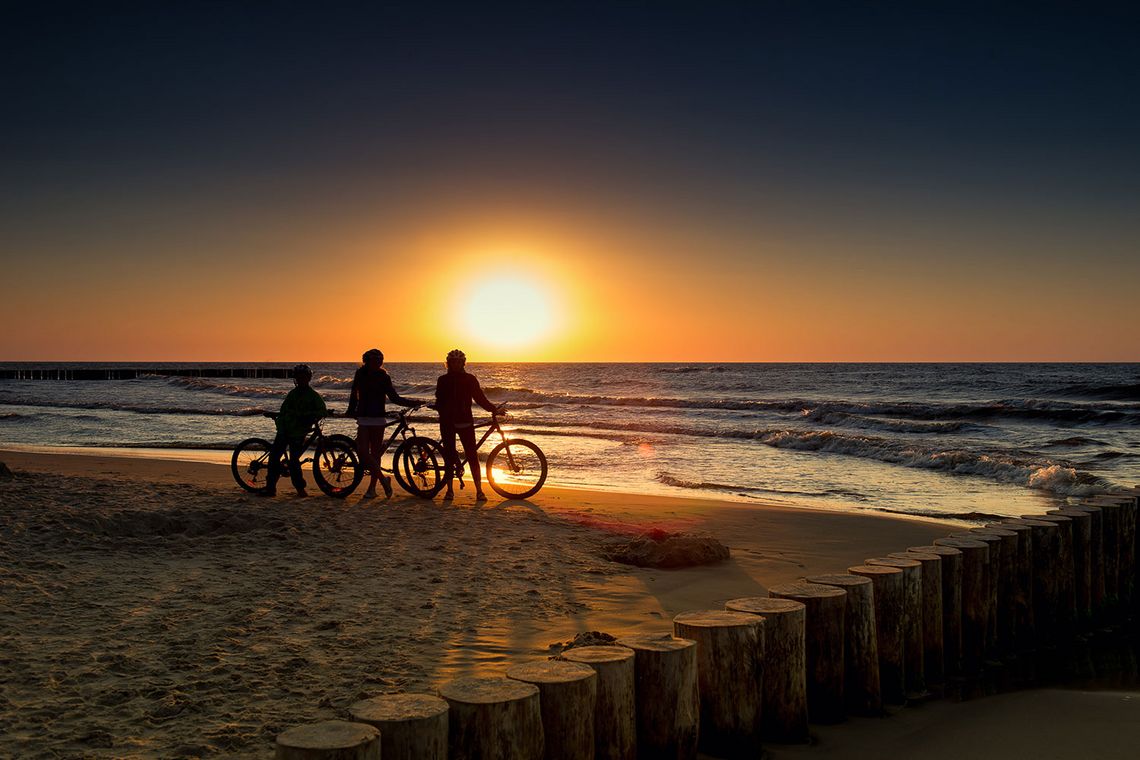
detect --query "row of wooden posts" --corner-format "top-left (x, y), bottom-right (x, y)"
top-left (275, 489), bottom-right (1140, 760)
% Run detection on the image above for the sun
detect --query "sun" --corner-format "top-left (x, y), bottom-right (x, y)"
top-left (459, 274), bottom-right (558, 350)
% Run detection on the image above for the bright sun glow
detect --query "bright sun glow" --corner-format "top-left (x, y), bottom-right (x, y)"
top-left (461, 274), bottom-right (557, 350)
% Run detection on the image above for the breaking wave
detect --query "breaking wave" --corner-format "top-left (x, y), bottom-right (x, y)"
top-left (518, 417), bottom-right (1107, 495)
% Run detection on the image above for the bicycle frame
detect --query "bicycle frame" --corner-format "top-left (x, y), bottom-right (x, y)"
top-left (447, 414), bottom-right (511, 487)
top-left (348, 407), bottom-right (423, 475)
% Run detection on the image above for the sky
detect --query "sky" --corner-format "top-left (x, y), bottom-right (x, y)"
top-left (2, 1), bottom-right (1138, 361)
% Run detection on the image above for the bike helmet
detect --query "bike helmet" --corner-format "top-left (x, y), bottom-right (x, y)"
top-left (362, 348), bottom-right (384, 364)
top-left (292, 364), bottom-right (312, 379)
top-left (446, 348), bottom-right (466, 363)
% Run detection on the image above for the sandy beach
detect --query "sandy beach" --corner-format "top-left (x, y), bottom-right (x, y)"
top-left (1, 448), bottom-right (1136, 758)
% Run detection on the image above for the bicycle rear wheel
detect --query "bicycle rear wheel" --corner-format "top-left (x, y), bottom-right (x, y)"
top-left (393, 436), bottom-right (448, 498)
top-left (486, 439), bottom-right (547, 499)
top-left (232, 437), bottom-right (273, 493)
top-left (313, 437), bottom-right (363, 497)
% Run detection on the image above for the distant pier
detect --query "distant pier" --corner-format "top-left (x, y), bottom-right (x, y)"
top-left (0, 367), bottom-right (296, 380)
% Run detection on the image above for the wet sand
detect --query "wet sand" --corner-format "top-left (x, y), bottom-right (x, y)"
top-left (1, 448), bottom-right (1135, 757)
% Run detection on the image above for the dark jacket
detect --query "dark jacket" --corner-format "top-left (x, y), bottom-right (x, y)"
top-left (347, 367), bottom-right (415, 417)
top-left (435, 369), bottom-right (496, 426)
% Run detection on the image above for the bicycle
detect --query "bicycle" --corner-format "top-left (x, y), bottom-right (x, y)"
top-left (422, 403), bottom-right (548, 500)
top-left (373, 405), bottom-right (450, 498)
top-left (231, 414), bottom-right (362, 498)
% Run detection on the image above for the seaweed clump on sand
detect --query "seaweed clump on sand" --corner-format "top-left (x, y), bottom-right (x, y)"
top-left (548, 631), bottom-right (618, 657)
top-left (600, 529), bottom-right (730, 569)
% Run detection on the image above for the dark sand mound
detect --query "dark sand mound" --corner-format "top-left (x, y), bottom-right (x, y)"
top-left (601, 529), bottom-right (730, 568)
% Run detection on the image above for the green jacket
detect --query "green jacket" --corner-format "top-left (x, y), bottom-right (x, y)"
top-left (276, 386), bottom-right (327, 439)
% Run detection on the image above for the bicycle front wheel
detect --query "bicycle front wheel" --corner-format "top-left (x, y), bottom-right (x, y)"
top-left (486, 439), bottom-right (547, 499)
top-left (313, 438), bottom-right (363, 498)
top-left (393, 436), bottom-right (448, 498)
top-left (231, 437), bottom-right (273, 493)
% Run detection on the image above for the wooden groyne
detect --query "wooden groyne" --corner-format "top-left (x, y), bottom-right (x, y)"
top-left (276, 488), bottom-right (1140, 758)
top-left (0, 366), bottom-right (297, 380)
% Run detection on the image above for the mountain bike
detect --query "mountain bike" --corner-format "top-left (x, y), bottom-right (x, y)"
top-left (231, 414), bottom-right (362, 497)
top-left (425, 403), bottom-right (548, 500)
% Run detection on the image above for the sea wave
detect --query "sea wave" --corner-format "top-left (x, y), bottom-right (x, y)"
top-left (658, 365), bottom-right (729, 374)
top-left (1043, 436), bottom-right (1105, 447)
top-left (479, 388), bottom-right (1140, 425)
top-left (801, 409), bottom-right (978, 434)
top-left (1049, 380), bottom-right (1140, 401)
top-left (655, 472), bottom-right (869, 500)
top-left (0, 399), bottom-right (268, 417)
top-left (514, 416), bottom-right (1108, 495)
top-left (757, 429), bottom-right (1106, 496)
top-left (162, 376), bottom-right (287, 399)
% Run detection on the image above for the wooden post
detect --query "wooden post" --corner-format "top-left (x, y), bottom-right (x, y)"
top-left (848, 565), bottom-right (905, 703)
top-left (561, 646), bottom-right (636, 760)
top-left (1090, 494), bottom-right (1137, 608)
top-left (933, 538), bottom-right (988, 674)
top-left (1018, 519), bottom-right (1061, 646)
top-left (1089, 499), bottom-right (1122, 617)
top-left (889, 551), bottom-right (944, 687)
top-left (672, 610), bottom-right (764, 757)
top-left (950, 531), bottom-right (1000, 659)
top-left (993, 521), bottom-right (1035, 647)
top-left (724, 597), bottom-right (808, 742)
top-left (349, 693), bottom-right (449, 760)
top-left (276, 721), bottom-right (380, 760)
top-left (969, 528), bottom-right (1018, 654)
top-left (1067, 503), bottom-right (1105, 622)
top-left (617, 633), bottom-right (699, 760)
top-left (803, 574), bottom-right (881, 716)
top-left (768, 582), bottom-right (847, 723)
top-left (507, 660), bottom-right (598, 760)
top-left (1048, 508), bottom-right (1094, 627)
top-left (1026, 513), bottom-right (1077, 638)
top-left (908, 544), bottom-right (964, 676)
top-left (866, 557), bottom-right (925, 696)
top-left (439, 677), bottom-right (544, 760)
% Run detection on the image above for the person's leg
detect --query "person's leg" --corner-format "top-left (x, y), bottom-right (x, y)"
top-left (369, 427), bottom-right (392, 497)
top-left (440, 424), bottom-right (457, 498)
top-left (263, 431), bottom-right (289, 496)
top-left (287, 437), bottom-right (307, 495)
top-left (357, 424), bottom-right (380, 496)
top-left (458, 426), bottom-right (484, 499)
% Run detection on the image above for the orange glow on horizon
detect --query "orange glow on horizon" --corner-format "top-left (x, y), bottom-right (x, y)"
top-left (2, 204), bottom-right (1138, 363)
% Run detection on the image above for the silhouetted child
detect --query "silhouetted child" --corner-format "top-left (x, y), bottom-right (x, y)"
top-left (263, 364), bottom-right (327, 497)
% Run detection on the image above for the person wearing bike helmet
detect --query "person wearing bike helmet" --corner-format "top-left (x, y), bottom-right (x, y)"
top-left (347, 348), bottom-right (420, 498)
top-left (434, 348), bottom-right (499, 501)
top-left (264, 363), bottom-right (327, 497)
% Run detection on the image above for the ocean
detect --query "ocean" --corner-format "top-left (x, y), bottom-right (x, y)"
top-left (1, 363), bottom-right (1137, 520)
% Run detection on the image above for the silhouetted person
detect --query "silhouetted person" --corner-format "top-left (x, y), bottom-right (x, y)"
top-left (348, 348), bottom-right (418, 498)
top-left (435, 349), bottom-right (499, 500)
top-left (263, 364), bottom-right (326, 497)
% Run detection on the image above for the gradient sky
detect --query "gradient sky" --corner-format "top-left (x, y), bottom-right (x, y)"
top-left (2, 1), bottom-right (1138, 361)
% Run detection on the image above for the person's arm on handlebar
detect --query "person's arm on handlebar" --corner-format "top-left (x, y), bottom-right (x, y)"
top-left (470, 375), bottom-right (500, 415)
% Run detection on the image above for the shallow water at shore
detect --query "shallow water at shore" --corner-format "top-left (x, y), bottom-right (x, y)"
top-left (2, 363), bottom-right (1136, 519)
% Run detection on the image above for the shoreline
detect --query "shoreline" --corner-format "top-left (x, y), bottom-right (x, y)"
top-left (2, 448), bottom-right (1135, 757)
top-left (1, 442), bottom-right (1022, 520)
